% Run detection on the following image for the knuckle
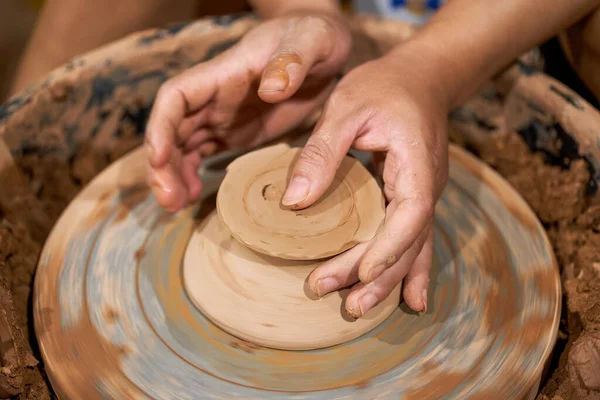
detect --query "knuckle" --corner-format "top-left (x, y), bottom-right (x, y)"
top-left (299, 136), bottom-right (334, 170)
top-left (157, 79), bottom-right (178, 100)
top-left (413, 233), bottom-right (428, 253)
top-left (405, 196), bottom-right (435, 221)
top-left (328, 87), bottom-right (353, 107)
top-left (371, 280), bottom-right (395, 300)
top-left (156, 78), bottom-right (188, 116)
top-left (296, 15), bottom-right (332, 36)
top-left (417, 197), bottom-right (436, 220)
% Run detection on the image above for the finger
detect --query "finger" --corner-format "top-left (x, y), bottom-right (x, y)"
top-left (146, 155), bottom-right (188, 213)
top-left (145, 63), bottom-right (219, 168)
top-left (345, 231), bottom-right (425, 318)
top-left (180, 151), bottom-right (203, 202)
top-left (178, 108), bottom-right (212, 146)
top-left (258, 16), bottom-right (337, 103)
top-left (361, 219), bottom-right (429, 283)
top-left (281, 91), bottom-right (370, 209)
top-left (307, 242), bottom-right (368, 297)
top-left (358, 148), bottom-right (437, 282)
top-left (182, 128), bottom-right (213, 154)
top-left (403, 227), bottom-right (434, 312)
top-left (198, 140), bottom-right (225, 157)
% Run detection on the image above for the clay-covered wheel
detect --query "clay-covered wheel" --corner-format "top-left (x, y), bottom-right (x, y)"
top-left (33, 143), bottom-right (560, 399)
top-left (216, 144), bottom-right (385, 260)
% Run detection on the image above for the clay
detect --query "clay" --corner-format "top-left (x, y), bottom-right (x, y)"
top-left (216, 143), bottom-right (385, 260)
top-left (183, 207), bottom-right (399, 350)
top-left (0, 274), bottom-right (43, 400)
top-left (568, 331), bottom-right (600, 390)
top-left (259, 53), bottom-right (302, 92)
top-left (479, 133), bottom-right (590, 224)
top-left (192, 144), bottom-right (393, 351)
top-left (0, 276), bottom-right (24, 399)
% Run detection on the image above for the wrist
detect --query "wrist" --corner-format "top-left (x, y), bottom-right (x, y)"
top-left (384, 37), bottom-right (462, 111)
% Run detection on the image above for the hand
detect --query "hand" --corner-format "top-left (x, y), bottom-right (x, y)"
top-left (288, 43), bottom-right (451, 318)
top-left (145, 11), bottom-right (351, 212)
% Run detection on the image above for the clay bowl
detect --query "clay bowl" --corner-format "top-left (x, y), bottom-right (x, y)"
top-left (0, 12), bottom-right (599, 400)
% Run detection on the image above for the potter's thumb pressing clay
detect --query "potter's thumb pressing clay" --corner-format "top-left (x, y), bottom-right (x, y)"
top-left (216, 143), bottom-right (386, 261)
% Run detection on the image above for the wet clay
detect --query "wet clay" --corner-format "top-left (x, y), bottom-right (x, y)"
top-left (216, 143), bottom-right (385, 260)
top-left (191, 143), bottom-right (391, 350)
top-left (259, 53), bottom-right (302, 92)
top-left (183, 206), bottom-right (400, 350)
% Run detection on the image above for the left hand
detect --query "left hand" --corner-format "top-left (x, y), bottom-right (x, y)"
top-left (144, 10), bottom-right (351, 212)
top-left (284, 43), bottom-right (451, 318)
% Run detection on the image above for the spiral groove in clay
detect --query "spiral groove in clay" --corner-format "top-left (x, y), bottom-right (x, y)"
top-left (216, 143), bottom-right (386, 260)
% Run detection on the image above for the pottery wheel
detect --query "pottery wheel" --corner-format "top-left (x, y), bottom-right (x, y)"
top-left (33, 144), bottom-right (560, 399)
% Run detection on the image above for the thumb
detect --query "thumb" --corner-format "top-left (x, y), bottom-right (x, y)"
top-left (282, 95), bottom-right (366, 209)
top-left (258, 16), bottom-right (338, 103)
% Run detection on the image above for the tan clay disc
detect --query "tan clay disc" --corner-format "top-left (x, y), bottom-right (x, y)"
top-left (183, 209), bottom-right (401, 350)
top-left (216, 143), bottom-right (386, 260)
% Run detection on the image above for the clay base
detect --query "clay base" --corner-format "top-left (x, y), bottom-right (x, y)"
top-left (182, 209), bottom-right (400, 351)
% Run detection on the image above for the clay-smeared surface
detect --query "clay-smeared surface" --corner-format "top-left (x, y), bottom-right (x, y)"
top-left (32, 144), bottom-right (559, 399)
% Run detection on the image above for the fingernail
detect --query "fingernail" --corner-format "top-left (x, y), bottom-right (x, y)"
top-left (366, 264), bottom-right (386, 282)
top-left (316, 277), bottom-right (338, 297)
top-left (282, 176), bottom-right (310, 206)
top-left (258, 76), bottom-right (288, 92)
top-left (421, 288), bottom-right (428, 313)
top-left (358, 291), bottom-right (378, 316)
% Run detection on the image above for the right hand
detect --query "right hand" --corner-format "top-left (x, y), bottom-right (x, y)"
top-left (144, 11), bottom-right (352, 212)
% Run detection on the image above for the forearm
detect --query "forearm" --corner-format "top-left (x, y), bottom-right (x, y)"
top-left (248, 0), bottom-right (342, 19)
top-left (391, 0), bottom-right (600, 109)
top-left (10, 0), bottom-right (196, 96)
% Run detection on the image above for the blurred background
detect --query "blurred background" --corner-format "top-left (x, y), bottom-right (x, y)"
top-left (0, 0), bottom-right (252, 102)
top-left (0, 0), bottom-right (598, 108)
top-left (0, 0), bottom-right (451, 103)
top-left (0, 0), bottom-right (37, 100)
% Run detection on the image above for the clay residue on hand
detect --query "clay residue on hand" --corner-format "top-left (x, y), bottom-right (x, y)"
top-left (260, 53), bottom-right (302, 92)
